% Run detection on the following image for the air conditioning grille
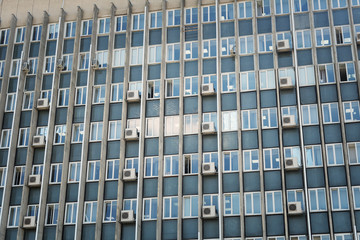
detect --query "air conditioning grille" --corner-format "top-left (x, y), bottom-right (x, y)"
top-left (38, 100), bottom-right (44, 105)
top-left (125, 130), bottom-right (133, 136)
top-left (203, 165), bottom-right (210, 171)
top-left (29, 176), bottom-right (36, 182)
top-left (203, 86), bottom-right (209, 91)
top-left (286, 159), bottom-right (293, 165)
top-left (124, 171), bottom-right (131, 177)
top-left (24, 218), bottom-right (31, 224)
top-left (128, 92), bottom-right (134, 98)
top-left (34, 138), bottom-right (40, 143)
top-left (122, 212), bottom-right (129, 218)
top-left (283, 117), bottom-right (291, 124)
top-left (203, 124), bottom-right (209, 130)
top-left (280, 78), bottom-right (288, 84)
top-left (203, 208), bottom-right (211, 215)
top-left (278, 41), bottom-right (285, 47)
top-left (289, 204), bottom-right (297, 211)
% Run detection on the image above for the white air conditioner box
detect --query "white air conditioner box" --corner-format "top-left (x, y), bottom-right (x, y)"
top-left (279, 77), bottom-right (294, 89)
top-left (127, 90), bottom-right (140, 102)
top-left (123, 168), bottom-right (137, 181)
top-left (202, 122), bottom-right (216, 134)
top-left (32, 135), bottom-right (45, 148)
top-left (202, 162), bottom-right (216, 175)
top-left (91, 59), bottom-right (99, 69)
top-left (37, 98), bottom-right (49, 110)
top-left (284, 157), bottom-right (300, 171)
top-left (21, 62), bottom-right (29, 72)
top-left (124, 128), bottom-right (139, 140)
top-left (282, 115), bottom-right (297, 128)
top-left (201, 83), bottom-right (215, 96)
top-left (277, 39), bottom-right (291, 52)
top-left (23, 216), bottom-right (36, 229)
top-left (56, 59), bottom-right (64, 70)
top-left (28, 174), bottom-right (41, 187)
top-left (121, 210), bottom-right (135, 223)
top-left (288, 201), bottom-right (304, 215)
top-left (202, 205), bottom-right (217, 218)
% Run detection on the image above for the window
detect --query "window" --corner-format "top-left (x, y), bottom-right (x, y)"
top-left (322, 103), bottom-right (340, 124)
top-left (334, 234), bottom-right (353, 240)
top-left (183, 195), bottom-right (198, 218)
top-left (32, 25), bottom-right (42, 41)
top-left (18, 128), bottom-right (30, 147)
top-left (46, 204), bottom-right (59, 225)
top-left (127, 119), bottom-right (141, 131)
top-left (185, 8), bottom-right (198, 24)
top-left (148, 45), bottom-right (162, 64)
top-left (165, 116), bottom-right (180, 136)
top-left (353, 186), bottom-right (360, 209)
top-left (123, 199), bottom-right (137, 213)
top-left (129, 82), bottom-right (142, 94)
top-left (133, 14), bottom-right (145, 30)
top-left (130, 47), bottom-right (143, 65)
top-left (106, 159), bottom-right (119, 180)
top-left (48, 23), bottom-right (59, 39)
top-left (165, 78), bottom-right (180, 97)
top-left (305, 145), bottom-right (322, 167)
top-left (146, 118), bottom-right (160, 137)
top-left (184, 154), bottom-right (199, 174)
top-left (203, 74), bottom-right (218, 91)
top-left (8, 206), bottom-right (21, 227)
top-left (111, 83), bottom-right (124, 102)
top-left (296, 30), bottom-right (312, 49)
top-left (87, 161), bottom-right (100, 181)
top-left (221, 37), bottom-right (235, 56)
top-left (150, 11), bottom-right (162, 28)
top-left (11, 59), bottom-right (21, 76)
top-left (113, 49), bottom-right (125, 67)
top-left (239, 36), bottom-right (254, 54)
top-left (335, 26), bottom-right (351, 45)
top-left (243, 150), bottom-right (259, 171)
top-left (54, 125), bottom-right (66, 144)
top-left (58, 88), bottom-right (70, 107)
top-left (203, 194), bottom-right (219, 211)
top-left (103, 200), bottom-right (117, 222)
top-left (50, 164), bottom-right (62, 184)
top-left (275, 0), bottom-right (290, 14)
top-left (143, 198), bottom-right (157, 220)
top-left (344, 101), bottom-right (360, 123)
top-left (279, 67), bottom-right (295, 85)
top-left (262, 108), bottom-right (278, 129)
top-left (147, 80), bottom-right (160, 99)
top-left (316, 28), bottom-right (331, 46)
top-left (79, 52), bottom-right (90, 69)
top-left (13, 166), bottom-right (25, 186)
top-left (260, 69), bottom-right (276, 89)
top-left (65, 203), bottom-right (77, 224)
top-left (284, 146), bottom-right (302, 163)
top-left (277, 32), bottom-right (292, 48)
top-left (203, 112), bottom-right (217, 129)
top-left (125, 158), bottom-right (139, 172)
top-left (96, 51), bottom-right (108, 68)
top-left (32, 165), bottom-right (43, 177)
top-left (242, 109), bottom-right (258, 130)
top-left (257, 0), bottom-right (271, 16)
top-left (319, 64), bottom-right (335, 84)
top-left (348, 142), bottom-right (360, 164)
top-left (164, 155), bottom-right (179, 176)
top-left (184, 114), bottom-right (199, 134)
top-left (294, 0), bottom-right (309, 12)
top-left (116, 16), bottom-right (127, 32)
top-left (264, 148), bottom-right (280, 170)
top-left (81, 19), bottom-right (93, 36)
top-left (5, 93), bottom-right (16, 112)
top-left (68, 162), bottom-right (81, 183)
top-left (145, 157), bottom-right (159, 177)
top-left (222, 111), bottom-right (238, 131)
top-left (353, 0), bottom-right (360, 5)
top-left (258, 34), bottom-right (273, 52)
top-left (203, 5), bottom-right (216, 22)
top-left (326, 143), bottom-right (344, 166)
top-left (238, 1), bottom-right (253, 18)
top-left (37, 126), bottom-right (48, 137)
top-left (309, 188), bottom-right (327, 212)
top-left (287, 190), bottom-right (305, 210)
top-left (266, 191), bottom-right (283, 214)
top-left (0, 168), bottom-right (6, 186)
top-left (44, 56), bottom-right (55, 73)
top-left (84, 201), bottom-right (97, 223)
top-left (41, 89), bottom-right (51, 103)
top-left (332, 0), bottom-right (347, 7)
top-left (167, 9), bottom-right (181, 26)
top-left (98, 18), bottom-right (110, 34)
top-left (221, 73), bottom-right (236, 92)
top-left (203, 39), bottom-right (217, 58)
top-left (302, 105), bottom-right (319, 125)
top-left (339, 63), bottom-right (356, 82)
top-left (203, 152), bottom-right (218, 168)
top-left (27, 205), bottom-right (39, 219)
top-left (224, 193), bottom-right (240, 215)
top-left (184, 76), bottom-right (198, 96)
top-left (220, 3), bottom-right (234, 20)
top-left (330, 187), bottom-right (349, 210)
top-left (245, 192), bottom-right (261, 215)
top-left (167, 43), bottom-right (180, 61)
top-left (72, 123), bottom-right (84, 143)
top-left (0, 61), bottom-right (4, 77)
top-left (223, 151), bottom-right (239, 172)
top-left (313, 0), bottom-right (328, 9)
top-left (185, 41), bottom-right (198, 60)
top-left (282, 106), bottom-right (298, 124)
top-left (163, 197), bottom-right (178, 219)
top-left (75, 86), bottom-right (87, 105)
top-left (0, 129), bottom-right (11, 148)
top-left (93, 85), bottom-right (106, 104)
top-left (299, 66), bottom-right (315, 86)
top-left (65, 21), bottom-right (76, 38)
top-left (62, 54), bottom-right (73, 71)
top-left (108, 120), bottom-right (121, 140)
top-left (240, 71), bottom-right (256, 91)
top-left (15, 27), bottom-right (25, 43)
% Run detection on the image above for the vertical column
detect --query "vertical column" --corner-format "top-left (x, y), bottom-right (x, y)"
top-left (75, 4), bottom-right (99, 240)
top-left (55, 7), bottom-right (83, 240)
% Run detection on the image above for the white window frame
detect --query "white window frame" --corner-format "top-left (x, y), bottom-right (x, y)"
top-left (243, 149), bottom-right (259, 171)
top-left (343, 101), bottom-right (360, 122)
top-left (223, 193), bottom-right (241, 215)
top-left (348, 142), bottom-right (360, 164)
top-left (242, 109), bottom-right (258, 130)
top-left (130, 47), bottom-right (143, 65)
top-left (263, 148), bottom-right (280, 170)
top-left (309, 188), bottom-right (327, 212)
top-left (54, 125), bottom-right (66, 144)
top-left (47, 23), bottom-right (59, 40)
top-left (81, 19), bottom-right (93, 36)
top-left (143, 198), bottom-right (157, 220)
top-left (221, 72), bottom-right (236, 93)
top-left (108, 120), bottom-right (121, 140)
top-left (145, 118), bottom-right (160, 137)
top-left (148, 45), bottom-right (162, 64)
top-left (113, 49), bottom-right (125, 67)
top-left (244, 192), bottom-right (261, 215)
top-left (315, 28), bottom-right (331, 47)
top-left (10, 59), bottom-right (21, 77)
top-left (222, 111), bottom-right (238, 132)
top-left (68, 162), bottom-right (81, 183)
top-left (93, 85), bottom-right (106, 104)
top-left (183, 195), bottom-right (199, 218)
top-left (305, 145), bottom-right (323, 167)
top-left (163, 196), bottom-right (178, 219)
top-left (167, 43), bottom-right (180, 62)
top-left (31, 25), bottom-right (42, 41)
top-left (202, 5), bottom-right (216, 23)
top-left (15, 27), bottom-right (25, 43)
top-left (72, 123), bottom-right (84, 143)
top-left (111, 83), bottom-right (124, 102)
top-left (103, 200), bottom-right (117, 222)
top-left (258, 34), bottom-right (273, 52)
top-left (165, 116), bottom-right (180, 136)
top-left (184, 114), bottom-right (199, 135)
top-left (106, 159), bottom-right (120, 180)
top-left (301, 104), bottom-right (319, 125)
top-left (44, 56), bottom-right (55, 73)
top-left (87, 161), bottom-right (100, 182)
top-left (13, 166), bottom-right (25, 186)
top-left (49, 163), bottom-right (62, 184)
top-left (147, 80), bottom-right (160, 99)
top-left (132, 14), bottom-right (145, 30)
top-left (239, 36), bottom-right (254, 55)
top-left (223, 151), bottom-right (239, 172)
top-left (240, 71), bottom-right (256, 92)
top-left (64, 202), bottom-right (77, 224)
top-left (7, 206), bottom-right (21, 227)
top-left (185, 7), bottom-right (198, 25)
top-left (185, 41), bottom-right (198, 60)
top-left (296, 30), bottom-right (312, 49)
top-left (203, 39), bottom-right (217, 58)
top-left (238, 1), bottom-right (253, 19)
top-left (330, 187), bottom-right (349, 211)
top-left (64, 21), bottom-right (76, 38)
top-left (79, 52), bottom-right (90, 70)
top-left (0, 129), bottom-right (12, 148)
top-left (62, 54), bottom-right (73, 72)
top-left (221, 37), bottom-right (235, 56)
top-left (322, 103), bottom-right (340, 124)
top-left (262, 108), bottom-right (278, 129)
top-left (45, 204), bottom-right (59, 225)
top-left (167, 9), bottom-right (181, 26)
top-left (150, 11), bottom-right (163, 29)
top-left (58, 88), bottom-right (70, 107)
top-left (144, 157), bottom-right (159, 178)
top-left (18, 128), bottom-right (30, 147)
top-left (84, 201), bottom-right (97, 223)
top-left (265, 191), bottom-right (283, 214)
top-left (75, 86), bottom-right (87, 105)
top-left (326, 143), bottom-right (344, 166)
top-left (183, 154), bottom-right (199, 175)
top-left (98, 18), bottom-right (110, 34)
top-left (115, 16), bottom-right (127, 32)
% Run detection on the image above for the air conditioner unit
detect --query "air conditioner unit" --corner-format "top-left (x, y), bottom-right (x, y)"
top-left (32, 135), bottom-right (45, 148)
top-left (202, 205), bottom-right (217, 218)
top-left (202, 162), bottom-right (216, 175)
top-left (284, 157), bottom-right (300, 170)
top-left (288, 201), bottom-right (304, 215)
top-left (279, 77), bottom-right (294, 89)
top-left (21, 62), bottom-right (29, 72)
top-left (357, 33), bottom-right (360, 44)
top-left (277, 39), bottom-right (291, 52)
top-left (23, 216), bottom-right (36, 229)
top-left (282, 115), bottom-right (297, 128)
top-left (202, 122), bottom-right (216, 134)
top-left (123, 168), bottom-right (137, 181)
top-left (28, 174), bottom-right (41, 187)
top-left (127, 90), bottom-right (140, 102)
top-left (91, 59), bottom-right (99, 69)
top-left (201, 83), bottom-right (215, 96)
top-left (56, 59), bottom-right (64, 70)
top-left (121, 210), bottom-right (135, 223)
top-left (124, 128), bottom-right (139, 140)
top-left (230, 47), bottom-right (236, 56)
top-left (37, 98), bottom-right (50, 110)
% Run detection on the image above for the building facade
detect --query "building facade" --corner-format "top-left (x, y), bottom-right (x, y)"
top-left (0, 0), bottom-right (359, 239)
